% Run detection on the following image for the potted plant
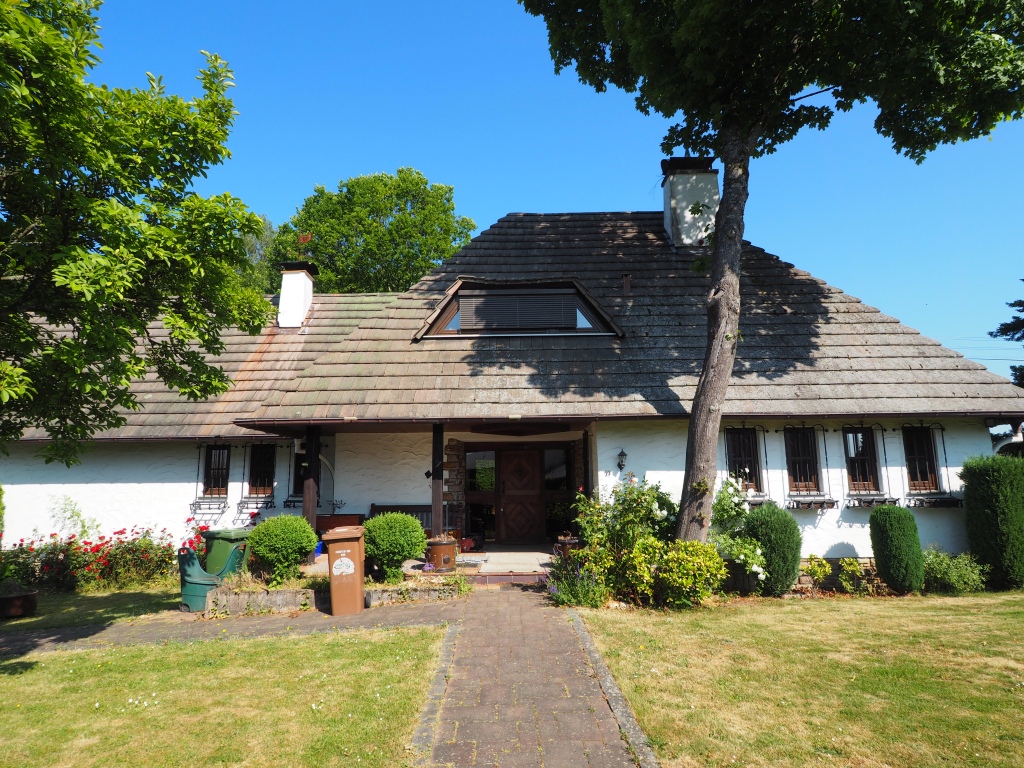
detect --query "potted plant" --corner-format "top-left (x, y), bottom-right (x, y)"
top-left (425, 531), bottom-right (458, 574)
top-left (0, 577), bottom-right (38, 619)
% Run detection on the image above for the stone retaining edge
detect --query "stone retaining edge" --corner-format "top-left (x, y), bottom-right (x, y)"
top-left (568, 608), bottom-right (661, 768)
top-left (410, 620), bottom-right (461, 765)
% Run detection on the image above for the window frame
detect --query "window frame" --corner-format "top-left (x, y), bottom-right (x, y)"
top-left (784, 427), bottom-right (821, 494)
top-left (247, 444), bottom-right (276, 497)
top-left (418, 279), bottom-right (622, 339)
top-left (725, 428), bottom-right (762, 493)
top-left (843, 427), bottom-right (880, 494)
top-left (903, 426), bottom-right (939, 493)
top-left (203, 445), bottom-right (231, 497)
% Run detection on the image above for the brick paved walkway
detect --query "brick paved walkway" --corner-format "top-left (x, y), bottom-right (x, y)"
top-left (427, 589), bottom-right (635, 768)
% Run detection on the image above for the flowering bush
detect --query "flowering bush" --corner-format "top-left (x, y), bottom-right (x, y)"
top-left (710, 532), bottom-right (768, 584)
top-left (182, 517), bottom-right (211, 570)
top-left (556, 480), bottom-right (722, 608)
top-left (0, 527), bottom-right (177, 591)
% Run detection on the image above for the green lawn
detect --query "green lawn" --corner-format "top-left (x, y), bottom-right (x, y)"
top-left (0, 588), bottom-right (180, 633)
top-left (583, 592), bottom-right (1024, 768)
top-left (0, 627), bottom-right (443, 768)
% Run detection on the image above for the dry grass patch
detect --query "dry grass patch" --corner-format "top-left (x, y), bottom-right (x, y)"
top-left (0, 626), bottom-right (444, 768)
top-left (583, 593), bottom-right (1024, 768)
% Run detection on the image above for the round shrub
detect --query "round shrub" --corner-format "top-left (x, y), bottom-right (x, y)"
top-left (247, 515), bottom-right (318, 586)
top-left (363, 512), bottom-right (427, 583)
top-left (742, 502), bottom-right (802, 597)
top-left (868, 505), bottom-right (924, 594)
top-left (961, 454), bottom-right (1024, 589)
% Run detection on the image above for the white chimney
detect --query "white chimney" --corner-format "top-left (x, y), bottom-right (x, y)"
top-left (277, 261), bottom-right (318, 328)
top-left (662, 158), bottom-right (720, 246)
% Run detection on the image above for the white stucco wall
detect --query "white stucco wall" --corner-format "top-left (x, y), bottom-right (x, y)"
top-left (0, 439), bottom-right (335, 546)
top-left (334, 433), bottom-right (434, 517)
top-left (594, 417), bottom-right (993, 557)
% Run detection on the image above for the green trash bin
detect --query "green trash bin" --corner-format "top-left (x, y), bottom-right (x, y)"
top-left (200, 528), bottom-right (252, 575)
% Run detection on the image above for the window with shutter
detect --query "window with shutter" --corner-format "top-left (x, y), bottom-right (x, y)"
top-left (248, 445), bottom-right (276, 496)
top-left (203, 445), bottom-right (230, 497)
top-left (903, 427), bottom-right (938, 492)
top-left (725, 428), bottom-right (761, 492)
top-left (843, 428), bottom-right (879, 493)
top-left (784, 428), bottom-right (820, 493)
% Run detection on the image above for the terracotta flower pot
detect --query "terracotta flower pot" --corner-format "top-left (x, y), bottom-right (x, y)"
top-left (0, 590), bottom-right (39, 619)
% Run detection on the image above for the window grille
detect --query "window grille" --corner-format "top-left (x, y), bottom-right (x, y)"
top-left (903, 427), bottom-right (938, 492)
top-left (248, 444), bottom-right (276, 496)
top-left (725, 428), bottom-right (761, 492)
top-left (203, 445), bottom-right (230, 497)
top-left (784, 428), bottom-right (820, 493)
top-left (843, 428), bottom-right (879, 493)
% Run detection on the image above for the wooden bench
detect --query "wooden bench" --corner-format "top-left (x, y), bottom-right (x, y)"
top-left (368, 504), bottom-right (460, 540)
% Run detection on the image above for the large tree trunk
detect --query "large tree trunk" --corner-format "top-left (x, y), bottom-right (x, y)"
top-left (676, 125), bottom-right (753, 542)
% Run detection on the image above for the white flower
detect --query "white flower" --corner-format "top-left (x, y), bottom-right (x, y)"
top-left (752, 564), bottom-right (763, 573)
top-left (746, 487), bottom-right (756, 498)
top-left (738, 554), bottom-right (745, 561)
top-left (757, 573), bottom-right (766, 581)
top-left (742, 502), bottom-right (750, 512)
top-left (756, 548), bottom-right (762, 556)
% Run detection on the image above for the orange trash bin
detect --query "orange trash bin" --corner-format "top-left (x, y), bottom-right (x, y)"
top-left (322, 526), bottom-right (365, 616)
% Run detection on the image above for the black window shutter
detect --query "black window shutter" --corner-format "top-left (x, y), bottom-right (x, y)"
top-left (460, 289), bottom-right (576, 331)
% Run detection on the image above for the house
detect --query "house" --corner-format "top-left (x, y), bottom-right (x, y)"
top-left (3, 159), bottom-right (1023, 558)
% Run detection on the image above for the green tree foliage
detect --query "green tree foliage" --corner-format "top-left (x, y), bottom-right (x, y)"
top-left (742, 503), bottom-right (802, 597)
top-left (520, 0), bottom-right (1024, 541)
top-left (271, 167), bottom-right (474, 293)
top-left (238, 214), bottom-right (279, 295)
top-left (868, 505), bottom-right (924, 594)
top-left (991, 281), bottom-right (1024, 387)
top-left (247, 515), bottom-right (318, 587)
top-left (0, 0), bottom-right (271, 464)
top-left (961, 454), bottom-right (1024, 589)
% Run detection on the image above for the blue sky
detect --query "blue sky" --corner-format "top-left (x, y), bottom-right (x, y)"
top-left (92, 1), bottom-right (1024, 380)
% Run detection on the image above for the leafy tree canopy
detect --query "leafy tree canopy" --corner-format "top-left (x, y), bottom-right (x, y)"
top-left (521, 0), bottom-right (1024, 541)
top-left (0, 0), bottom-right (271, 464)
top-left (522, 0), bottom-right (1024, 161)
top-left (271, 167), bottom-right (475, 293)
top-left (992, 281), bottom-right (1024, 387)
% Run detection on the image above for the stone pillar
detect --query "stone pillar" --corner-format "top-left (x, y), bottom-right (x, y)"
top-left (444, 438), bottom-right (466, 532)
top-left (431, 424), bottom-right (444, 537)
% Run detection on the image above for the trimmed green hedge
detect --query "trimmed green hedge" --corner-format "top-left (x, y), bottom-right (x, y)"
top-left (248, 515), bottom-right (318, 586)
top-left (961, 454), bottom-right (1024, 589)
top-left (363, 512), bottom-right (428, 583)
top-left (868, 505), bottom-right (924, 594)
top-left (742, 502), bottom-right (802, 597)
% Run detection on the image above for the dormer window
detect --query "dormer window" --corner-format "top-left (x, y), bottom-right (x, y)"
top-left (418, 279), bottom-right (620, 338)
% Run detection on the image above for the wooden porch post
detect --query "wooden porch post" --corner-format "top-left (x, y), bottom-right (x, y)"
top-left (303, 425), bottom-right (321, 562)
top-left (431, 423), bottom-right (444, 538)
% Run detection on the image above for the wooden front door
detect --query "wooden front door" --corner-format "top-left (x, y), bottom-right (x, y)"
top-left (497, 450), bottom-right (545, 543)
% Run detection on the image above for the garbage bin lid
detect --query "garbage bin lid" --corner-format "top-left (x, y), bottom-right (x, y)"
top-left (321, 526), bottom-right (364, 541)
top-left (200, 528), bottom-right (253, 541)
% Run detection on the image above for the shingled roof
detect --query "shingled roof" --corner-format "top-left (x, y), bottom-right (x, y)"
top-left (20, 293), bottom-right (398, 442)
top-left (239, 211), bottom-right (1024, 431)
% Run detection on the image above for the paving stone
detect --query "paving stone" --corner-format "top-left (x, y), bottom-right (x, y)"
top-left (426, 589), bottom-right (636, 767)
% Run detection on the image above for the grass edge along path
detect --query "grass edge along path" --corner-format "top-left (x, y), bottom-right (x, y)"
top-left (0, 626), bottom-right (445, 768)
top-left (582, 592), bottom-right (1024, 768)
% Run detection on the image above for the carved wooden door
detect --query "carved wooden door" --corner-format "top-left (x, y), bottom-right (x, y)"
top-left (497, 450), bottom-right (545, 543)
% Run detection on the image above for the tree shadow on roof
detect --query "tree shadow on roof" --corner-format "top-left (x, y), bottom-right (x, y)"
top-left (457, 217), bottom-right (831, 416)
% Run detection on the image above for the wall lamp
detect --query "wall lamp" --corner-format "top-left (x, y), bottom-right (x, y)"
top-left (617, 449), bottom-right (627, 471)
